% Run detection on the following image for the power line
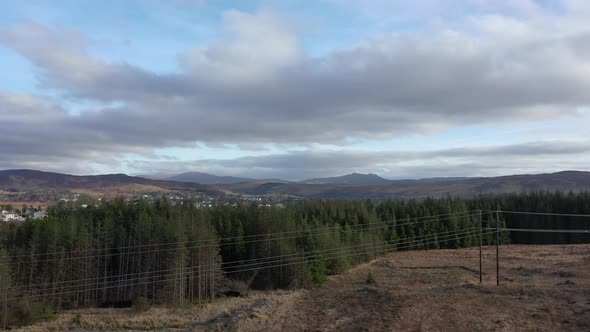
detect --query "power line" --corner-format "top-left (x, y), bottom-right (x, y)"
top-left (10, 227), bottom-right (479, 293)
top-left (6, 229), bottom-right (491, 302)
top-left (3, 209), bottom-right (482, 261)
top-left (494, 210), bottom-right (590, 218)
top-left (6, 228), bottom-right (481, 297)
top-left (6, 208), bottom-right (590, 305)
top-left (500, 228), bottom-right (590, 234)
top-left (1, 210), bottom-right (486, 264)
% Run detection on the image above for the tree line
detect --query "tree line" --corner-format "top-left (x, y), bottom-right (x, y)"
top-left (1, 191), bottom-right (588, 327)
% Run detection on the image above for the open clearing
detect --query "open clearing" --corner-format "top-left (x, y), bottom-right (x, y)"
top-left (19, 244), bottom-right (590, 332)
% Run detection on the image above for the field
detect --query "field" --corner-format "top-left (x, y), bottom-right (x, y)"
top-left (0, 201), bottom-right (50, 209)
top-left (17, 244), bottom-right (590, 332)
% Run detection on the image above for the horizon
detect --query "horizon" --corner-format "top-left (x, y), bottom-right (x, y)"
top-left (0, 167), bottom-right (586, 182)
top-left (2, 1), bottom-right (590, 179)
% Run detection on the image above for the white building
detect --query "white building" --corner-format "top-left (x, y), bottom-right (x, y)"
top-left (32, 211), bottom-right (48, 219)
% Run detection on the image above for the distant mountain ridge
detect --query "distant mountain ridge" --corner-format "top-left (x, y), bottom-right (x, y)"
top-left (164, 172), bottom-right (254, 184)
top-left (2, 169), bottom-right (590, 201)
top-left (219, 170), bottom-right (590, 200)
top-left (301, 173), bottom-right (389, 184)
top-left (157, 171), bottom-right (388, 185)
top-left (0, 169), bottom-right (215, 193)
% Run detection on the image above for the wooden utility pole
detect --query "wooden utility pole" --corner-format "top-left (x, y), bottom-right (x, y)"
top-left (496, 209), bottom-right (500, 286)
top-left (3, 289), bottom-right (7, 330)
top-left (479, 210), bottom-right (483, 284)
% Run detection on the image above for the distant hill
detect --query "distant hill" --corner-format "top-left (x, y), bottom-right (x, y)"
top-left (0, 169), bottom-right (217, 194)
top-left (2, 169), bottom-right (590, 201)
top-left (221, 170), bottom-right (590, 200)
top-left (164, 172), bottom-right (254, 184)
top-left (137, 173), bottom-right (178, 180)
top-left (301, 173), bottom-right (389, 185)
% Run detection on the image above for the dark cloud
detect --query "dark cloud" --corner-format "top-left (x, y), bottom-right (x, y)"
top-left (126, 141), bottom-right (590, 180)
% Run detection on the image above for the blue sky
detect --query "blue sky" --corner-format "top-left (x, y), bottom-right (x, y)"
top-left (1, 0), bottom-right (590, 179)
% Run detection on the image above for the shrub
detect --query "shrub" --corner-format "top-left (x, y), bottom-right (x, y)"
top-left (70, 313), bottom-right (82, 327)
top-left (38, 303), bottom-right (57, 321)
top-left (366, 272), bottom-right (375, 285)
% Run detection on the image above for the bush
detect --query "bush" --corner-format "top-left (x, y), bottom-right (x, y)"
top-left (366, 272), bottom-right (375, 285)
top-left (38, 303), bottom-right (57, 321)
top-left (70, 313), bottom-right (81, 327)
top-left (132, 296), bottom-right (150, 313)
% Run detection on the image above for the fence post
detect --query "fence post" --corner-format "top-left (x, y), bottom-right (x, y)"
top-left (479, 209), bottom-right (483, 284)
top-left (496, 209), bottom-right (500, 286)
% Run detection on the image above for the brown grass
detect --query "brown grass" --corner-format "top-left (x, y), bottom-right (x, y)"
top-left (72, 184), bottom-right (170, 196)
top-left (0, 201), bottom-right (50, 209)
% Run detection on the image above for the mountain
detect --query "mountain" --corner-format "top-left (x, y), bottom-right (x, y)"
top-left (164, 172), bottom-right (254, 184)
top-left (137, 173), bottom-right (178, 180)
top-left (301, 173), bottom-right (389, 185)
top-left (2, 169), bottom-right (590, 201)
top-left (0, 169), bottom-right (217, 194)
top-left (222, 170), bottom-right (590, 200)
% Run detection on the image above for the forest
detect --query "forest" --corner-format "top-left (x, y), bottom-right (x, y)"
top-left (0, 191), bottom-right (588, 327)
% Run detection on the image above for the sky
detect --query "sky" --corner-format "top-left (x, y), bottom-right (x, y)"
top-left (1, 0), bottom-right (590, 180)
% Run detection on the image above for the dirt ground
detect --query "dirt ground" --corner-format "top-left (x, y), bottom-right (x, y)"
top-left (17, 244), bottom-right (590, 332)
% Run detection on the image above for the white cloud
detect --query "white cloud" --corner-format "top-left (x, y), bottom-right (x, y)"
top-left (179, 10), bottom-right (303, 84)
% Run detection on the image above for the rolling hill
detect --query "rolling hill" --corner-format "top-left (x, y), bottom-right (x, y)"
top-left (163, 172), bottom-right (254, 184)
top-left (2, 169), bottom-right (590, 201)
top-left (0, 169), bottom-right (218, 194)
top-left (301, 172), bottom-right (389, 184)
top-left (220, 170), bottom-right (590, 199)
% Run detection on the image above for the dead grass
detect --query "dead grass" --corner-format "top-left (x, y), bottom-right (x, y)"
top-left (72, 184), bottom-right (170, 197)
top-left (0, 201), bottom-right (50, 209)
top-left (276, 245), bottom-right (590, 332)
top-left (12, 291), bottom-right (300, 332)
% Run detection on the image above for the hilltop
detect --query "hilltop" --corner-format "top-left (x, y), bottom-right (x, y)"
top-left (0, 169), bottom-right (218, 195)
top-left (220, 170), bottom-right (590, 199)
top-left (300, 172), bottom-right (388, 185)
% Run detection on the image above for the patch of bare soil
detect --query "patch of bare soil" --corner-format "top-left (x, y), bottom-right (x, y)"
top-left (17, 245), bottom-right (590, 332)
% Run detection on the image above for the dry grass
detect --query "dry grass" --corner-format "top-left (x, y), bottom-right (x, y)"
top-left (13, 291), bottom-right (300, 332)
top-left (72, 184), bottom-right (170, 197)
top-left (0, 201), bottom-right (50, 209)
top-left (277, 244), bottom-right (590, 332)
top-left (14, 245), bottom-right (590, 332)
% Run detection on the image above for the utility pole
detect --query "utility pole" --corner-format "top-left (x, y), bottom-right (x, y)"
top-left (3, 289), bottom-right (7, 330)
top-left (479, 209), bottom-right (483, 284)
top-left (496, 209), bottom-right (500, 286)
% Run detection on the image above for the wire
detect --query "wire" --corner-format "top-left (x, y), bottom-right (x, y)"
top-left (493, 210), bottom-right (590, 218)
top-left (6, 209), bottom-right (589, 302)
top-left (7, 233), bottom-right (488, 301)
top-left (500, 228), bottom-right (590, 234)
top-left (1, 209), bottom-right (482, 261)
top-left (1, 211), bottom-right (486, 264)
top-left (4, 231), bottom-right (491, 299)
top-left (10, 227), bottom-right (479, 292)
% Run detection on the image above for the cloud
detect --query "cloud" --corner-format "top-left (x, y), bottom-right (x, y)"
top-left (127, 140), bottom-right (590, 180)
top-left (1, 3), bottom-right (590, 175)
top-left (179, 10), bottom-right (303, 83)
